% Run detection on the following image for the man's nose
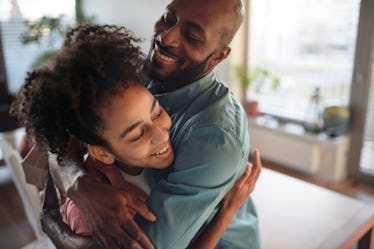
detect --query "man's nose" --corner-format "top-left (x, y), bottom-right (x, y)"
top-left (158, 25), bottom-right (181, 47)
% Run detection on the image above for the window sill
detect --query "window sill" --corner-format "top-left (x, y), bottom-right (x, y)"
top-left (248, 115), bottom-right (351, 183)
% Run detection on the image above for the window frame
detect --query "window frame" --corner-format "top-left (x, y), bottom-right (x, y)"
top-left (348, 0), bottom-right (374, 184)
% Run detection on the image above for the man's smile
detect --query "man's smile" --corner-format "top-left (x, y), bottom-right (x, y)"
top-left (151, 40), bottom-right (181, 65)
top-left (153, 49), bottom-right (177, 64)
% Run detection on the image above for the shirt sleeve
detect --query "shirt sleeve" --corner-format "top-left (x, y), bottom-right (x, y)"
top-left (135, 124), bottom-right (247, 249)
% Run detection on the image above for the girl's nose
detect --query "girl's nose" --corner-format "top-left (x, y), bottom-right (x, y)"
top-left (151, 124), bottom-right (170, 144)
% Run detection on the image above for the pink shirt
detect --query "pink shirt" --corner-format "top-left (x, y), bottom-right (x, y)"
top-left (61, 156), bottom-right (148, 236)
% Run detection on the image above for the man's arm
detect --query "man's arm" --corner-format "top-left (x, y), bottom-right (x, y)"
top-left (41, 171), bottom-right (99, 249)
top-left (46, 138), bottom-right (156, 249)
top-left (187, 150), bottom-right (262, 249)
top-left (136, 125), bottom-right (253, 249)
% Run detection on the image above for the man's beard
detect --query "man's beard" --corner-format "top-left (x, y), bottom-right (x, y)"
top-left (144, 43), bottom-right (215, 92)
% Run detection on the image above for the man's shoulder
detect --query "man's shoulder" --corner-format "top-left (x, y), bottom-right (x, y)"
top-left (172, 81), bottom-right (248, 149)
top-left (193, 81), bottom-right (247, 132)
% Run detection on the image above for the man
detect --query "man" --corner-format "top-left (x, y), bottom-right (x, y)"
top-left (41, 0), bottom-right (261, 248)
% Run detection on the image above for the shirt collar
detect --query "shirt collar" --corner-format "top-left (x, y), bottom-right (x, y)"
top-left (149, 71), bottom-right (216, 114)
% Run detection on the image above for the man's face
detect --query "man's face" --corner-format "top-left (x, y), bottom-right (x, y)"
top-left (145, 0), bottom-right (231, 87)
top-left (98, 84), bottom-right (174, 170)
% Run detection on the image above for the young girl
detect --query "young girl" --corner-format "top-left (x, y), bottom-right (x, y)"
top-left (12, 24), bottom-right (260, 249)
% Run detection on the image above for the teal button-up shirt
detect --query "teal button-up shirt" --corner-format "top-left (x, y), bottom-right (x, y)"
top-left (137, 72), bottom-right (260, 249)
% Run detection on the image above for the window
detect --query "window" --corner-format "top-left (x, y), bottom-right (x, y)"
top-left (0, 0), bottom-right (75, 93)
top-left (248, 0), bottom-right (361, 121)
top-left (0, 0), bottom-right (75, 21)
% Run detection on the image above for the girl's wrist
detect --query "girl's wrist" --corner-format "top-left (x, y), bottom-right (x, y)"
top-left (220, 202), bottom-right (237, 218)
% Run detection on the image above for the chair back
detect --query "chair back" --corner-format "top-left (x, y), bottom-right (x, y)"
top-left (0, 138), bottom-right (43, 239)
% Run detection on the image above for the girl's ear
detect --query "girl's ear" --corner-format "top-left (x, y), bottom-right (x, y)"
top-left (88, 145), bottom-right (115, 164)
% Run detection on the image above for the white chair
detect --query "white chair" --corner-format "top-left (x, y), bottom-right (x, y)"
top-left (0, 138), bottom-right (55, 248)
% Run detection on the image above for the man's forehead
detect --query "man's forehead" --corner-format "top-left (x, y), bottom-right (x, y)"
top-left (169, 0), bottom-right (234, 11)
top-left (166, 0), bottom-right (229, 29)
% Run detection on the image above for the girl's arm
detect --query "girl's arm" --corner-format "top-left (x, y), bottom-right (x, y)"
top-left (188, 149), bottom-right (262, 249)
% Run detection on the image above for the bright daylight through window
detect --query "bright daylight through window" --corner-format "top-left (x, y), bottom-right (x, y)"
top-left (0, 0), bottom-right (75, 93)
top-left (248, 0), bottom-right (360, 121)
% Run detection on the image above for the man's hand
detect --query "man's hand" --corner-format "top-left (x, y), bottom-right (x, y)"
top-left (222, 149), bottom-right (262, 213)
top-left (41, 173), bottom-right (99, 249)
top-left (47, 136), bottom-right (156, 249)
top-left (67, 175), bottom-right (157, 249)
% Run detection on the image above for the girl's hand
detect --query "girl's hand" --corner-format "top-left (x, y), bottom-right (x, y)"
top-left (222, 149), bottom-right (262, 213)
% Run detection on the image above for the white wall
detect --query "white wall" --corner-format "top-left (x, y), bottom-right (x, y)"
top-left (82, 0), bottom-right (169, 53)
top-left (82, 0), bottom-right (231, 84)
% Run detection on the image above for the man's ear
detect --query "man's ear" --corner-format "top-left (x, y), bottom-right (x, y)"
top-left (210, 47), bottom-right (231, 67)
top-left (88, 145), bottom-right (115, 164)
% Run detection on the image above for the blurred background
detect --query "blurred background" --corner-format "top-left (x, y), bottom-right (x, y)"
top-left (0, 0), bottom-right (373, 248)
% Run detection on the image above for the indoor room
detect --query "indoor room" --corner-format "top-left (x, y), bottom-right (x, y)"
top-left (0, 0), bottom-right (373, 248)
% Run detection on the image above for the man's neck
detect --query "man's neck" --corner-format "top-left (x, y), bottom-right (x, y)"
top-left (152, 71), bottom-right (213, 94)
top-left (154, 78), bottom-right (194, 93)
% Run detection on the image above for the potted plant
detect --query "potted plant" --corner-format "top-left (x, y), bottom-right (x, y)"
top-left (20, 0), bottom-right (94, 67)
top-left (235, 65), bottom-right (280, 116)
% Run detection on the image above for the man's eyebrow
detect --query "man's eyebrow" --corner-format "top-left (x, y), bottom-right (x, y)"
top-left (119, 98), bottom-right (157, 138)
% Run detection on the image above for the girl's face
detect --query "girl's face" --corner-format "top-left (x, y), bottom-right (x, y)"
top-left (97, 84), bottom-right (174, 171)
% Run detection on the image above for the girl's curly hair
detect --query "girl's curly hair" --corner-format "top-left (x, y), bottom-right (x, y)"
top-left (11, 24), bottom-right (144, 158)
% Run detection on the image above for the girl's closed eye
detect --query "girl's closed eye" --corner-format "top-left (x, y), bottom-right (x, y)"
top-left (152, 105), bottom-right (164, 120)
top-left (131, 129), bottom-right (144, 142)
top-left (156, 109), bottom-right (164, 118)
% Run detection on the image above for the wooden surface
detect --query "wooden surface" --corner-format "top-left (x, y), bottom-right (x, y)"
top-left (0, 182), bottom-right (35, 249)
top-left (252, 168), bottom-right (374, 249)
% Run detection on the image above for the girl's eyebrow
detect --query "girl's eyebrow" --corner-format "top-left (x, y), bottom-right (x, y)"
top-left (119, 98), bottom-right (157, 138)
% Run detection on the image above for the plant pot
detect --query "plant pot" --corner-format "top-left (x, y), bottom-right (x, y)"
top-left (243, 100), bottom-right (259, 117)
